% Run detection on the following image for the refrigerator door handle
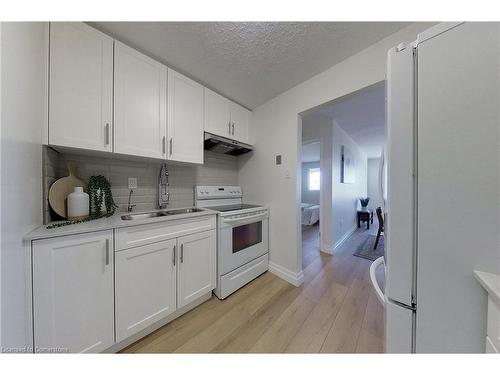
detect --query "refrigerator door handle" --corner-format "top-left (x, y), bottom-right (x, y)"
top-left (370, 256), bottom-right (386, 305)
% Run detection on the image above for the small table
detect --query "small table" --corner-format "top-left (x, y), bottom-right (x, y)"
top-left (357, 208), bottom-right (373, 230)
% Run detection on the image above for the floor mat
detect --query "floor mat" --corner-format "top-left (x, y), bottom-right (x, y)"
top-left (353, 234), bottom-right (384, 261)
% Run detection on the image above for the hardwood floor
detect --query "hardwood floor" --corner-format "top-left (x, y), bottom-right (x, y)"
top-left (122, 224), bottom-right (384, 353)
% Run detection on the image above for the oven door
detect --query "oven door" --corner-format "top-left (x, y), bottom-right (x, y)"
top-left (219, 211), bottom-right (269, 275)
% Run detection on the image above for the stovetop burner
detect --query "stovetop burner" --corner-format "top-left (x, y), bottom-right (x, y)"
top-left (206, 203), bottom-right (262, 213)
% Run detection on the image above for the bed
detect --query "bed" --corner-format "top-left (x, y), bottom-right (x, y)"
top-left (301, 203), bottom-right (320, 226)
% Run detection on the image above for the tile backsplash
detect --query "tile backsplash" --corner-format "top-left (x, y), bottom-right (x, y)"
top-left (43, 147), bottom-right (239, 224)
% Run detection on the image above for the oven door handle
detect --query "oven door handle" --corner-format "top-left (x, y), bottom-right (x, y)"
top-left (222, 212), bottom-right (268, 224)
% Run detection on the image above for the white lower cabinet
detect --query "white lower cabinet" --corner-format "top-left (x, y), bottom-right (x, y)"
top-left (115, 239), bottom-right (177, 342)
top-left (177, 230), bottom-right (217, 308)
top-left (33, 231), bottom-right (114, 353)
top-left (31, 216), bottom-right (217, 352)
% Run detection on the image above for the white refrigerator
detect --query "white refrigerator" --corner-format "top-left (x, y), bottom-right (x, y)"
top-left (370, 22), bottom-right (500, 353)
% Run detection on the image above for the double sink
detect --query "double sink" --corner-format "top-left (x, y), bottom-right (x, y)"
top-left (121, 208), bottom-right (203, 221)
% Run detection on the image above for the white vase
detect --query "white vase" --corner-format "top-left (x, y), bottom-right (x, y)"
top-left (67, 187), bottom-right (89, 220)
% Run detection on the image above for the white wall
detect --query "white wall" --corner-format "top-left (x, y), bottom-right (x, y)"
top-left (367, 158), bottom-right (382, 210)
top-left (332, 122), bottom-right (367, 248)
top-left (1, 22), bottom-right (48, 350)
top-left (239, 23), bottom-right (434, 281)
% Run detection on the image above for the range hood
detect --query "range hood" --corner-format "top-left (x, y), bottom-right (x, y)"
top-left (204, 132), bottom-right (253, 156)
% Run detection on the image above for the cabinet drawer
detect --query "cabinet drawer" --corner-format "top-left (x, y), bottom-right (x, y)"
top-left (115, 215), bottom-right (216, 251)
top-left (487, 296), bottom-right (500, 351)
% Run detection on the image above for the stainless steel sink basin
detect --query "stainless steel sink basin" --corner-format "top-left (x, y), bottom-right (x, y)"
top-left (121, 208), bottom-right (203, 221)
top-left (120, 211), bottom-right (168, 221)
top-left (165, 208), bottom-right (203, 215)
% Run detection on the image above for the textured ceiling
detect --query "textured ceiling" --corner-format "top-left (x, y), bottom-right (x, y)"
top-left (89, 22), bottom-right (410, 109)
top-left (302, 142), bottom-right (321, 163)
top-left (318, 83), bottom-right (385, 158)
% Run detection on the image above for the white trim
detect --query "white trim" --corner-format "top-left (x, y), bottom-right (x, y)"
top-left (269, 261), bottom-right (304, 287)
top-left (333, 225), bottom-right (357, 251)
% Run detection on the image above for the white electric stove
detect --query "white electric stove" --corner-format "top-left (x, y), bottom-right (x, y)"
top-left (195, 186), bottom-right (269, 299)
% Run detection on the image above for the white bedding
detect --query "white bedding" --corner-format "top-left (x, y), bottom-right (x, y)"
top-left (301, 203), bottom-right (320, 225)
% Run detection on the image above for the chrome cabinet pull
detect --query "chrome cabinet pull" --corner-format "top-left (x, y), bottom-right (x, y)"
top-left (105, 123), bottom-right (110, 146)
top-left (180, 244), bottom-right (184, 263)
top-left (162, 136), bottom-right (166, 154)
top-left (105, 239), bottom-right (110, 266)
top-left (172, 245), bottom-right (176, 266)
top-left (232, 122), bottom-right (235, 135)
top-left (169, 138), bottom-right (173, 156)
top-left (228, 121), bottom-right (231, 134)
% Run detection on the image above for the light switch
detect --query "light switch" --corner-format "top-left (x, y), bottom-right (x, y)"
top-left (276, 155), bottom-right (282, 165)
top-left (128, 177), bottom-right (138, 190)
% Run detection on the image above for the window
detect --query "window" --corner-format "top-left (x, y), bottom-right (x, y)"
top-left (308, 168), bottom-right (320, 191)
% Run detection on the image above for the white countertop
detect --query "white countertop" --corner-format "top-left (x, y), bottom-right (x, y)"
top-left (24, 207), bottom-right (217, 241)
top-left (474, 270), bottom-right (500, 307)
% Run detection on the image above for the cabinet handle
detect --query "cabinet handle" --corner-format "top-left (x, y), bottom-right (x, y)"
top-left (169, 138), bottom-right (173, 156)
top-left (105, 239), bottom-right (110, 266)
top-left (105, 123), bottom-right (110, 146)
top-left (228, 122), bottom-right (231, 134)
top-left (232, 122), bottom-right (235, 135)
top-left (172, 245), bottom-right (176, 266)
top-left (180, 244), bottom-right (184, 263)
top-left (162, 136), bottom-right (166, 154)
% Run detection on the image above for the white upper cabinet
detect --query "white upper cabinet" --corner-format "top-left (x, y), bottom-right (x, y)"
top-left (48, 22), bottom-right (249, 162)
top-left (204, 88), bottom-right (231, 137)
top-left (229, 101), bottom-right (251, 143)
top-left (115, 239), bottom-right (177, 342)
top-left (49, 22), bottom-right (113, 152)
top-left (204, 88), bottom-right (251, 144)
top-left (33, 231), bottom-right (114, 353)
top-left (167, 69), bottom-right (204, 164)
top-left (177, 230), bottom-right (216, 308)
top-left (114, 41), bottom-right (167, 159)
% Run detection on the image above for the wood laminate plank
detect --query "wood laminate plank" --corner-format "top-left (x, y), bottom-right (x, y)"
top-left (122, 227), bottom-right (384, 354)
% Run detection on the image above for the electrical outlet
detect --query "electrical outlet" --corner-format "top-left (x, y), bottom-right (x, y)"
top-left (128, 177), bottom-right (137, 190)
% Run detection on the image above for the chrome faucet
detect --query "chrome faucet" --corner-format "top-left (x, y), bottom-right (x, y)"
top-left (127, 189), bottom-right (136, 212)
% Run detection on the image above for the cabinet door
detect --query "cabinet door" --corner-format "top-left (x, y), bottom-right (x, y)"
top-left (114, 42), bottom-right (167, 159)
top-left (33, 230), bottom-right (114, 353)
top-left (204, 88), bottom-right (231, 138)
top-left (177, 230), bottom-right (216, 308)
top-left (49, 22), bottom-right (113, 152)
top-left (115, 239), bottom-right (176, 342)
top-left (167, 69), bottom-right (204, 164)
top-left (229, 102), bottom-right (250, 143)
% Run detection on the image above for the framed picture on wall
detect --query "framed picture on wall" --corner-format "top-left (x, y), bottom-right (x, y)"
top-left (340, 145), bottom-right (355, 184)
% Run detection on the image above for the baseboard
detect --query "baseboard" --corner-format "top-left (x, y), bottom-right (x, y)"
top-left (269, 261), bottom-right (304, 287)
top-left (320, 242), bottom-right (334, 255)
top-left (333, 225), bottom-right (357, 251)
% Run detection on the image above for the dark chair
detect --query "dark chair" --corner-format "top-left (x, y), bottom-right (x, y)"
top-left (373, 207), bottom-right (384, 250)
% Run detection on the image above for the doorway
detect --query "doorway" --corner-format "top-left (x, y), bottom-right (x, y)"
top-left (300, 141), bottom-right (321, 268)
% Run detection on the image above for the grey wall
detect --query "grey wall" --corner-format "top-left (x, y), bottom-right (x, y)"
top-left (301, 161), bottom-right (320, 205)
top-left (332, 121), bottom-right (367, 248)
top-left (43, 147), bottom-right (239, 223)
